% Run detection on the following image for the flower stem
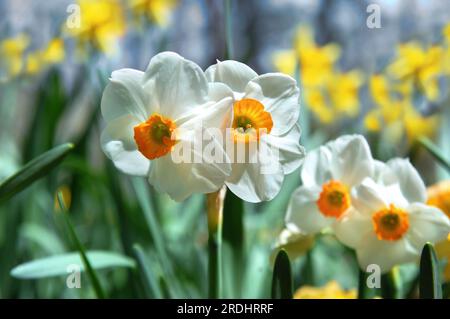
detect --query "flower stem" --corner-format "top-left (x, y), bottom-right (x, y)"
top-left (206, 186), bottom-right (226, 298)
top-left (381, 267), bottom-right (401, 299)
top-left (224, 0), bottom-right (234, 60)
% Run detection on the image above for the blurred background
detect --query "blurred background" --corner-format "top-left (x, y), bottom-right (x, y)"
top-left (0, 0), bottom-right (449, 298)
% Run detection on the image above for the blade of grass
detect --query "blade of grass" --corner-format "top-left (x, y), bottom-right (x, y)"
top-left (419, 242), bottom-right (442, 299)
top-left (271, 249), bottom-right (293, 299)
top-left (132, 244), bottom-right (163, 298)
top-left (0, 143), bottom-right (74, 203)
top-left (418, 136), bottom-right (450, 173)
top-left (131, 177), bottom-right (182, 298)
top-left (57, 192), bottom-right (106, 299)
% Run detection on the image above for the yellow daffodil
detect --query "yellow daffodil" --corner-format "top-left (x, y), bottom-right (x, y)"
top-left (272, 26), bottom-right (340, 88)
top-left (327, 71), bottom-right (363, 117)
top-left (427, 181), bottom-right (450, 282)
top-left (26, 38), bottom-right (65, 75)
top-left (130, 0), bottom-right (177, 26)
top-left (64, 0), bottom-right (125, 55)
top-left (294, 281), bottom-right (357, 299)
top-left (0, 33), bottom-right (30, 78)
top-left (369, 74), bottom-right (390, 106)
top-left (388, 42), bottom-right (445, 101)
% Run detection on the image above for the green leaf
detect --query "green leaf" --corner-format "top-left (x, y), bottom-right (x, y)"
top-left (132, 244), bottom-right (164, 299)
top-left (418, 137), bottom-right (450, 173)
top-left (419, 243), bottom-right (442, 299)
top-left (381, 268), bottom-right (401, 299)
top-left (11, 251), bottom-right (135, 279)
top-left (222, 189), bottom-right (244, 298)
top-left (57, 192), bottom-right (106, 299)
top-left (0, 143), bottom-right (74, 202)
top-left (271, 249), bottom-right (293, 299)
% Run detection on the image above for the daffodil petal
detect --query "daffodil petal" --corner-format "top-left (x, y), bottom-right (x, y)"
top-left (205, 60), bottom-right (258, 94)
top-left (225, 142), bottom-right (284, 202)
top-left (355, 233), bottom-right (419, 273)
top-left (143, 52), bottom-right (209, 120)
top-left (406, 203), bottom-right (450, 247)
top-left (101, 114), bottom-right (150, 176)
top-left (101, 68), bottom-right (150, 122)
top-left (262, 123), bottom-right (305, 174)
top-left (244, 73), bottom-right (300, 136)
top-left (285, 186), bottom-right (334, 234)
top-left (333, 208), bottom-right (373, 249)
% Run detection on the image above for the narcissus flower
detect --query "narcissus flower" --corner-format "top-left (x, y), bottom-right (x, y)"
top-left (335, 159), bottom-right (450, 273)
top-left (0, 33), bottom-right (29, 78)
top-left (130, 0), bottom-right (178, 26)
top-left (285, 135), bottom-right (374, 234)
top-left (205, 60), bottom-right (304, 202)
top-left (101, 52), bottom-right (233, 201)
top-left (294, 281), bottom-right (357, 299)
top-left (64, 0), bottom-right (125, 55)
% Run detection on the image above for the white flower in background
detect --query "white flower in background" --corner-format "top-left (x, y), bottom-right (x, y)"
top-left (271, 228), bottom-right (314, 263)
top-left (101, 52), bottom-right (233, 201)
top-left (205, 60), bottom-right (305, 202)
top-left (335, 159), bottom-right (450, 273)
top-left (285, 135), bottom-right (374, 234)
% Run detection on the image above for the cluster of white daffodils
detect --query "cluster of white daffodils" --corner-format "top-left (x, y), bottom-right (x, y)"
top-left (101, 52), bottom-right (304, 202)
top-left (284, 135), bottom-right (450, 273)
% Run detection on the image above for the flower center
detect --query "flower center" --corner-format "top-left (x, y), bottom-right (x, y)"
top-left (232, 99), bottom-right (273, 143)
top-left (316, 180), bottom-right (351, 218)
top-left (133, 113), bottom-right (177, 160)
top-left (372, 204), bottom-right (409, 241)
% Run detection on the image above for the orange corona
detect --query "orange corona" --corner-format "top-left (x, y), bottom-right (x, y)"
top-left (232, 99), bottom-right (273, 143)
top-left (372, 204), bottom-right (409, 241)
top-left (316, 180), bottom-right (351, 218)
top-left (134, 113), bottom-right (177, 160)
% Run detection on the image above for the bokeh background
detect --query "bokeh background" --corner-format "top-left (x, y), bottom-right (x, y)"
top-left (0, 0), bottom-right (449, 298)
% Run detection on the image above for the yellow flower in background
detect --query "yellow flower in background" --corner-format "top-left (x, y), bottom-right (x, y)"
top-left (272, 26), bottom-right (340, 87)
top-left (64, 0), bottom-right (125, 55)
top-left (444, 23), bottom-right (450, 43)
top-left (327, 71), bottom-right (363, 117)
top-left (54, 185), bottom-right (72, 212)
top-left (130, 0), bottom-right (177, 26)
top-left (272, 50), bottom-right (297, 76)
top-left (294, 281), bottom-right (357, 299)
top-left (0, 33), bottom-right (30, 78)
top-left (369, 74), bottom-right (390, 106)
top-left (403, 105), bottom-right (438, 143)
top-left (388, 42), bottom-right (445, 101)
top-left (427, 181), bottom-right (450, 281)
top-left (26, 38), bottom-right (65, 75)
top-left (304, 70), bottom-right (363, 124)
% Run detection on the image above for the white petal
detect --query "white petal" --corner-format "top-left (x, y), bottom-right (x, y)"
top-left (149, 129), bottom-right (231, 202)
top-left (101, 68), bottom-right (150, 122)
top-left (244, 73), bottom-right (300, 136)
top-left (262, 123), bottom-right (305, 174)
top-left (406, 203), bottom-right (450, 248)
top-left (328, 135), bottom-right (374, 187)
top-left (382, 158), bottom-right (427, 204)
top-left (205, 60), bottom-right (258, 94)
top-left (300, 145), bottom-right (333, 187)
top-left (100, 114), bottom-right (150, 176)
top-left (352, 178), bottom-right (389, 215)
top-left (355, 233), bottom-right (419, 273)
top-left (143, 52), bottom-right (209, 120)
top-left (285, 186), bottom-right (334, 234)
top-left (333, 208), bottom-right (373, 249)
top-left (226, 142), bottom-right (284, 202)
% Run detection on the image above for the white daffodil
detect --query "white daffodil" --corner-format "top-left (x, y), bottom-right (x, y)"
top-left (334, 158), bottom-right (450, 273)
top-left (101, 52), bottom-right (234, 201)
top-left (205, 60), bottom-right (305, 202)
top-left (285, 135), bottom-right (374, 234)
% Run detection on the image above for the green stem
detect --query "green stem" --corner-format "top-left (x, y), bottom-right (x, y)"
top-left (57, 192), bottom-right (106, 299)
top-left (381, 268), bottom-right (400, 299)
top-left (224, 0), bottom-right (234, 60)
top-left (206, 187), bottom-right (226, 298)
